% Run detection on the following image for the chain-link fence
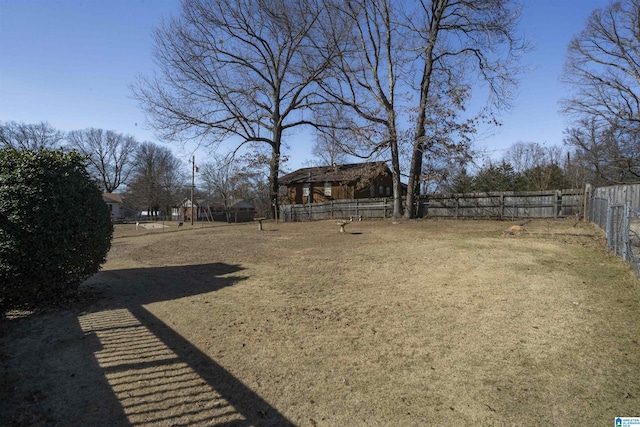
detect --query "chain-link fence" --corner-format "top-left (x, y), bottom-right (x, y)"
top-left (589, 197), bottom-right (640, 275)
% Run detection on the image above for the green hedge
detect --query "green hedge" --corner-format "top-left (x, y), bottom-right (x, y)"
top-left (0, 148), bottom-right (113, 312)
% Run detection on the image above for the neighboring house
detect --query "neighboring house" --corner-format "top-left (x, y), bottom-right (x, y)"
top-left (173, 198), bottom-right (256, 223)
top-left (279, 162), bottom-right (406, 204)
top-left (208, 199), bottom-right (257, 223)
top-left (173, 198), bottom-right (198, 221)
top-left (102, 193), bottom-right (124, 219)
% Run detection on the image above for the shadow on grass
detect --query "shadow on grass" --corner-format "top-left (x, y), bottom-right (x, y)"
top-left (79, 262), bottom-right (295, 426)
top-left (1, 263), bottom-right (294, 426)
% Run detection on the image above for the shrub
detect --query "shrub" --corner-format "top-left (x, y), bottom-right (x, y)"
top-left (0, 148), bottom-right (113, 313)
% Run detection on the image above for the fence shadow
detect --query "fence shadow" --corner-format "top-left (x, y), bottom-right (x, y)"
top-left (1, 307), bottom-right (131, 426)
top-left (0, 263), bottom-right (295, 426)
top-left (91, 262), bottom-right (246, 307)
top-left (75, 262), bottom-right (295, 426)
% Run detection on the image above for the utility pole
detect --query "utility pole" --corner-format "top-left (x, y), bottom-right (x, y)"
top-left (191, 155), bottom-right (195, 226)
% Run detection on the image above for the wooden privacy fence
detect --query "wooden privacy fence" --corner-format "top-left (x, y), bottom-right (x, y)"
top-left (421, 189), bottom-right (584, 219)
top-left (280, 198), bottom-right (394, 222)
top-left (589, 183), bottom-right (640, 211)
top-left (280, 188), bottom-right (585, 221)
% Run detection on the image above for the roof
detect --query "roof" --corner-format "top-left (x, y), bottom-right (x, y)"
top-left (177, 198), bottom-right (196, 207)
top-left (178, 198), bottom-right (255, 209)
top-left (279, 162), bottom-right (389, 185)
top-left (228, 199), bottom-right (255, 209)
top-left (202, 199), bottom-right (256, 209)
top-left (102, 193), bottom-right (123, 204)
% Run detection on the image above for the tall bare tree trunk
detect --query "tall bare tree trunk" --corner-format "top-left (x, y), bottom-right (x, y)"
top-left (404, 0), bottom-right (447, 219)
top-left (270, 111), bottom-right (283, 222)
top-left (387, 113), bottom-right (403, 218)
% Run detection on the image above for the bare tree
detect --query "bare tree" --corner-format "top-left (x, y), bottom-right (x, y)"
top-left (126, 142), bottom-right (185, 218)
top-left (309, 106), bottom-right (349, 167)
top-left (199, 155), bottom-right (251, 220)
top-left (66, 128), bottom-right (138, 193)
top-left (561, 0), bottom-right (640, 183)
top-left (564, 117), bottom-right (639, 185)
top-left (0, 121), bottom-right (64, 151)
top-left (318, 0), bottom-right (406, 217)
top-left (417, 86), bottom-right (477, 194)
top-left (504, 141), bottom-right (547, 174)
top-left (236, 151), bottom-right (273, 217)
top-left (504, 141), bottom-right (563, 172)
top-left (503, 141), bottom-right (566, 190)
top-left (132, 0), bottom-right (335, 220)
top-left (403, 0), bottom-right (525, 218)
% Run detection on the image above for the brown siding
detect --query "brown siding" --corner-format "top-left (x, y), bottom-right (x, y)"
top-left (286, 186), bottom-right (300, 204)
top-left (283, 174), bottom-right (402, 204)
top-left (353, 174), bottom-right (395, 199)
top-left (286, 182), bottom-right (349, 203)
top-left (331, 183), bottom-right (350, 200)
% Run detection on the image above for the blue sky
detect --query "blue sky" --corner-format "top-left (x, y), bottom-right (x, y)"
top-left (0, 0), bottom-right (611, 171)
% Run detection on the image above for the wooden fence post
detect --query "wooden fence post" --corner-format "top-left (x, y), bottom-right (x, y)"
top-left (583, 183), bottom-right (591, 221)
top-left (455, 197), bottom-right (459, 219)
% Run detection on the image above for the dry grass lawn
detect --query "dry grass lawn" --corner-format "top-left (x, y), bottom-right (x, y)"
top-left (2, 219), bottom-right (640, 426)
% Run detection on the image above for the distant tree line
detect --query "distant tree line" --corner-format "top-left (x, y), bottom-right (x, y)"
top-left (0, 120), bottom-right (272, 218)
top-left (440, 141), bottom-right (571, 194)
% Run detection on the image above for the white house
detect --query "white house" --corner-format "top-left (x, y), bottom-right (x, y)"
top-left (102, 193), bottom-right (124, 219)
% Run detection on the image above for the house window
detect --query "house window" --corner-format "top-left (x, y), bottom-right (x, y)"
top-left (324, 182), bottom-right (331, 196)
top-left (379, 185), bottom-right (384, 197)
top-left (369, 186), bottom-right (375, 197)
top-left (386, 186), bottom-right (392, 196)
top-left (303, 184), bottom-right (310, 197)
